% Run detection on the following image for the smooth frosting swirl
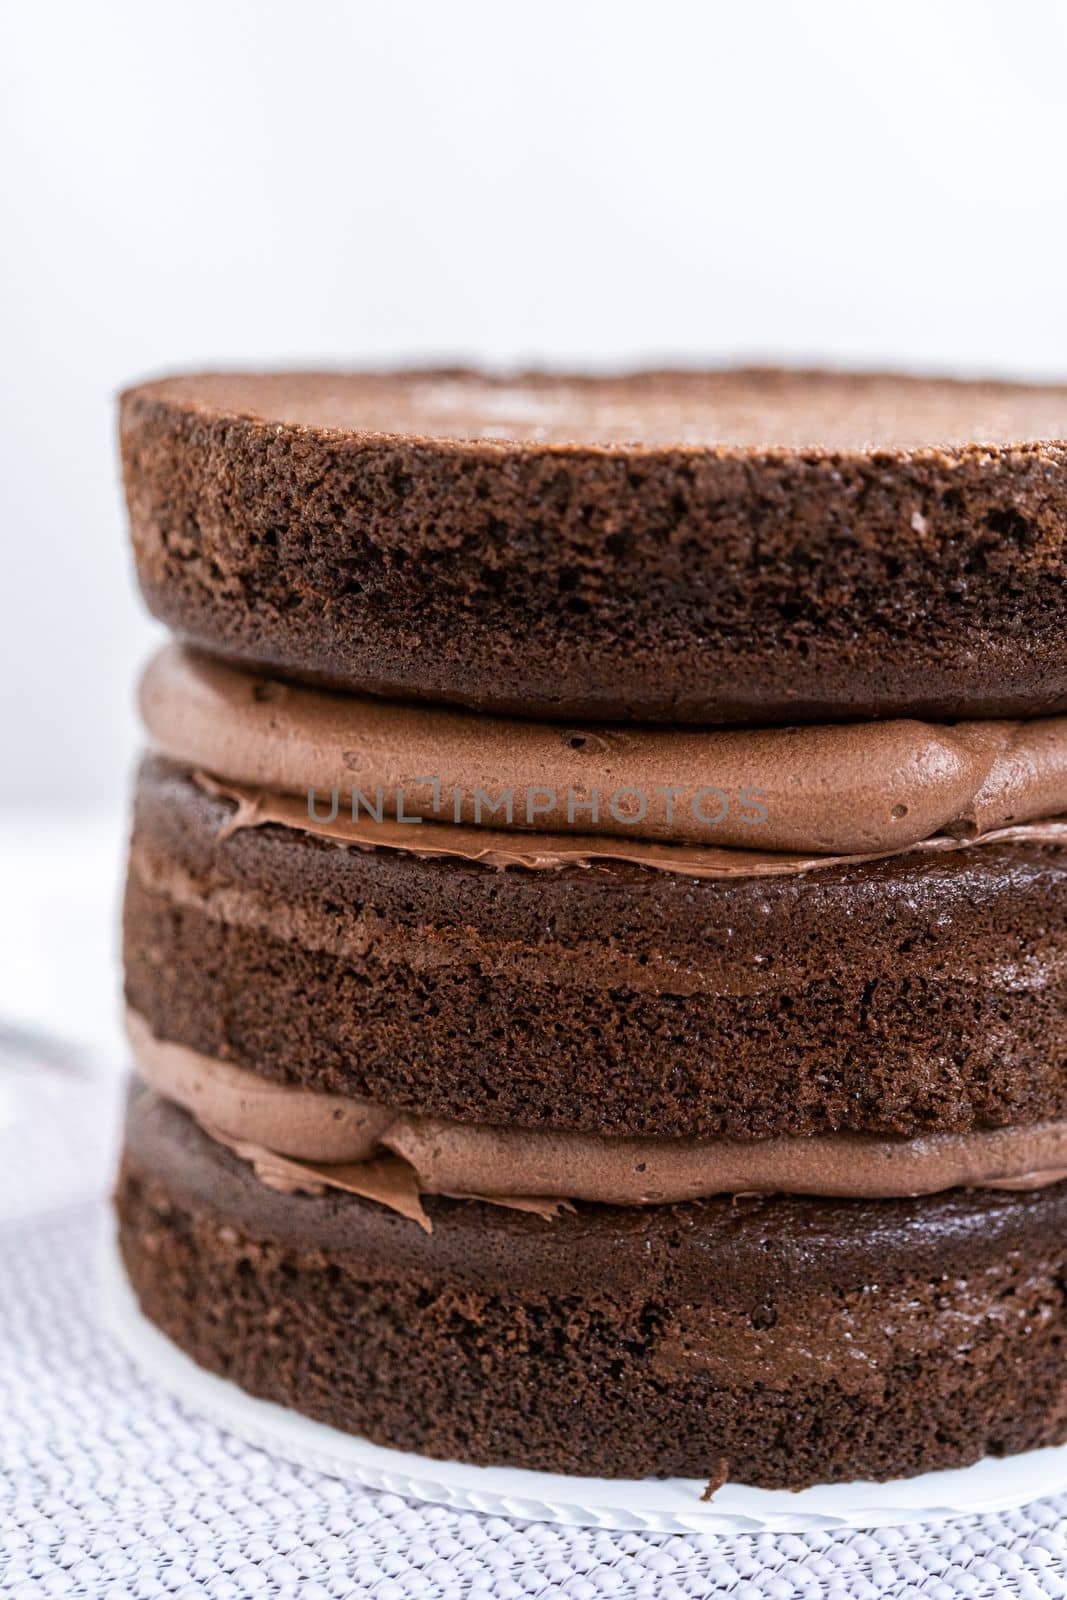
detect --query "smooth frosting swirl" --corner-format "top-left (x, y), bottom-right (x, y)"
top-left (140, 646), bottom-right (1067, 855)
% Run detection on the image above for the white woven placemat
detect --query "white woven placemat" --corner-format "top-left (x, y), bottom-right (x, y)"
top-left (3, 1068), bottom-right (1067, 1595)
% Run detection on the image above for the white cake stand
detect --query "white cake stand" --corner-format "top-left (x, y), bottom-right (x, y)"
top-left (101, 1229), bottom-right (1067, 1534)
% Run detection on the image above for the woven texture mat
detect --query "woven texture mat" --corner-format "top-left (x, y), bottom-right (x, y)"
top-left (3, 1077), bottom-right (1067, 1596)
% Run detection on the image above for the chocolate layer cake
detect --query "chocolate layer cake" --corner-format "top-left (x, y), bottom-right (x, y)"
top-left (115, 369), bottom-right (1067, 1489)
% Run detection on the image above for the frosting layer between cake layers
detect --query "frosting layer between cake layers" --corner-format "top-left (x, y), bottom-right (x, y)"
top-left (127, 1013), bottom-right (1067, 1225)
top-left (140, 644), bottom-right (1067, 865)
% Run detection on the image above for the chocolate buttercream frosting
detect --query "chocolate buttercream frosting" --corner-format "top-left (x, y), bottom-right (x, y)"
top-left (196, 772), bottom-right (1067, 881)
top-left (141, 645), bottom-right (1067, 856)
top-left (128, 1013), bottom-right (1067, 1217)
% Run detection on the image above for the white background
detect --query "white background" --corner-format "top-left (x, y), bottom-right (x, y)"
top-left (3, 0), bottom-right (1067, 818)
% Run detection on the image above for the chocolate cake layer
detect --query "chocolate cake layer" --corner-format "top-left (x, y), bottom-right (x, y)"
top-left (120, 369), bottom-right (1067, 726)
top-left (116, 1085), bottom-right (1067, 1487)
top-left (124, 756), bottom-right (1067, 1142)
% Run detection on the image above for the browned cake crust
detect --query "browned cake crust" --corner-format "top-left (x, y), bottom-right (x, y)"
top-left (120, 369), bottom-right (1067, 726)
top-left (116, 1084), bottom-right (1067, 1487)
top-left (124, 757), bottom-right (1067, 1141)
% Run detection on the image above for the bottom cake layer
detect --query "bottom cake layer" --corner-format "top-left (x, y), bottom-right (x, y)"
top-left (116, 1084), bottom-right (1067, 1489)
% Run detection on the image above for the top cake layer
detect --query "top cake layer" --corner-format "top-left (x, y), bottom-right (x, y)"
top-left (120, 368), bottom-right (1067, 724)
top-left (125, 368), bottom-right (1067, 450)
